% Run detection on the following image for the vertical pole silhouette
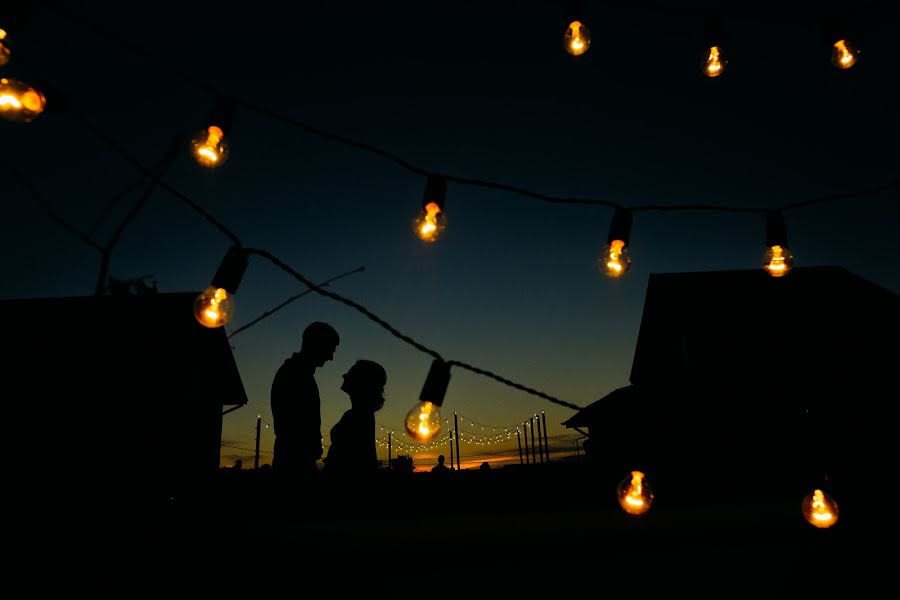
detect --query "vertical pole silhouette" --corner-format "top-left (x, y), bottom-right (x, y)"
top-left (454, 412), bottom-right (460, 470)
top-left (254, 415), bottom-right (261, 469)
top-left (523, 420), bottom-right (530, 464)
top-left (536, 414), bottom-right (544, 463)
top-left (388, 431), bottom-right (392, 469)
top-left (517, 427), bottom-right (524, 464)
top-left (542, 410), bottom-right (550, 462)
top-left (449, 430), bottom-right (454, 469)
top-left (530, 418), bottom-right (537, 464)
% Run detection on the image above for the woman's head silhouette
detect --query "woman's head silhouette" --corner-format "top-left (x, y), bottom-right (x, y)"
top-left (341, 359), bottom-right (387, 412)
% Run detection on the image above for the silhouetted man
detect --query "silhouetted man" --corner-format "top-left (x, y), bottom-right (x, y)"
top-left (271, 321), bottom-right (340, 482)
top-left (431, 454), bottom-right (450, 474)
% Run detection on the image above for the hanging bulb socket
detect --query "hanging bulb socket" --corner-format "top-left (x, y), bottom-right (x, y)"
top-left (608, 207), bottom-right (632, 246)
top-left (765, 211), bottom-right (788, 249)
top-left (211, 246), bottom-right (248, 294)
top-left (420, 359), bottom-right (451, 407)
top-left (703, 16), bottom-right (725, 51)
top-left (422, 174), bottom-right (447, 213)
top-left (209, 97), bottom-right (236, 134)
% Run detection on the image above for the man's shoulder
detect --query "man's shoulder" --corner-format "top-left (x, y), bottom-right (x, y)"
top-left (275, 354), bottom-right (312, 376)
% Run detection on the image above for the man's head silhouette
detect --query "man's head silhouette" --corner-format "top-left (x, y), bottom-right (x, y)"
top-left (301, 321), bottom-right (339, 367)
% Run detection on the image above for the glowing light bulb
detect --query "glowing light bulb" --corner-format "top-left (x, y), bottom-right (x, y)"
top-left (0, 29), bottom-right (10, 66)
top-left (762, 244), bottom-right (794, 278)
top-left (832, 40), bottom-right (858, 69)
top-left (564, 21), bottom-right (591, 56)
top-left (599, 208), bottom-right (633, 278)
top-left (413, 201), bottom-right (446, 243)
top-left (405, 401), bottom-right (442, 443)
top-left (703, 45), bottom-right (726, 77)
top-left (192, 125), bottom-right (229, 168)
top-left (193, 286), bottom-right (235, 328)
top-left (617, 470), bottom-right (653, 515)
top-left (0, 78), bottom-right (46, 123)
top-left (414, 175), bottom-right (448, 242)
top-left (801, 488), bottom-right (839, 528)
top-left (598, 239), bottom-right (631, 278)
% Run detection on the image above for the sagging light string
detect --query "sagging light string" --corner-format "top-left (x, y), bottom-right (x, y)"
top-left (12, 103), bottom-right (584, 421)
top-left (10, 7), bottom-right (896, 277)
top-left (10, 51), bottom-right (897, 432)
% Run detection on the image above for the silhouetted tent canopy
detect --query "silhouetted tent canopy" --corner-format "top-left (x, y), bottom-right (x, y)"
top-left (2, 291), bottom-right (248, 500)
top-left (564, 266), bottom-right (897, 510)
top-left (629, 265), bottom-right (898, 387)
top-left (562, 384), bottom-right (657, 430)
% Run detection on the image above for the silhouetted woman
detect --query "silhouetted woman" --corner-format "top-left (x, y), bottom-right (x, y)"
top-left (323, 360), bottom-right (386, 477)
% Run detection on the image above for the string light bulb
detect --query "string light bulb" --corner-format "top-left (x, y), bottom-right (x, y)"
top-left (701, 17), bottom-right (727, 78)
top-left (598, 208), bottom-right (633, 278)
top-left (0, 78), bottom-right (46, 123)
top-left (405, 359), bottom-right (451, 443)
top-left (801, 488), bottom-right (839, 528)
top-left (762, 211), bottom-right (793, 277)
top-left (831, 39), bottom-right (859, 69)
top-left (413, 175), bottom-right (448, 243)
top-left (192, 97), bottom-right (235, 168)
top-left (564, 21), bottom-right (591, 56)
top-left (617, 470), bottom-right (653, 515)
top-left (0, 29), bottom-right (11, 66)
top-left (193, 246), bottom-right (248, 328)
top-left (192, 126), bottom-right (229, 167)
top-left (703, 45), bottom-right (727, 77)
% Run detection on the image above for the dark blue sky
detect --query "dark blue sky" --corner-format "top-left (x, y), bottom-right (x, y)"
top-left (2, 1), bottom-right (898, 468)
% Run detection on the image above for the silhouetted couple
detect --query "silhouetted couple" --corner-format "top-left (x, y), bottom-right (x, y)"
top-left (271, 321), bottom-right (386, 488)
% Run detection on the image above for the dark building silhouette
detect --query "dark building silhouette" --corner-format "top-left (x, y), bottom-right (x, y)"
top-left (4, 292), bottom-right (247, 505)
top-left (565, 266), bottom-right (898, 514)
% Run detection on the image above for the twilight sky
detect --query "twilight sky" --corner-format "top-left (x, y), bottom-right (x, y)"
top-left (2, 1), bottom-right (898, 470)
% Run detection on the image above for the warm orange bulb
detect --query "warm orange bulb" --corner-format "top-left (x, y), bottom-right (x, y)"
top-left (193, 286), bottom-right (235, 328)
top-left (0, 78), bottom-right (46, 123)
top-left (832, 40), bottom-right (858, 69)
top-left (413, 201), bottom-right (446, 242)
top-left (405, 401), bottom-right (442, 443)
top-left (801, 488), bottom-right (839, 528)
top-left (762, 244), bottom-right (794, 278)
top-left (564, 21), bottom-right (591, 56)
top-left (703, 46), bottom-right (726, 77)
top-left (0, 29), bottom-right (10, 67)
top-left (599, 239), bottom-right (632, 278)
top-left (192, 125), bottom-right (229, 168)
top-left (617, 470), bottom-right (654, 515)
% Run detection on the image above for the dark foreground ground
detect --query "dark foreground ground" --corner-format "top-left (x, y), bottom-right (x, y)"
top-left (19, 461), bottom-right (890, 593)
